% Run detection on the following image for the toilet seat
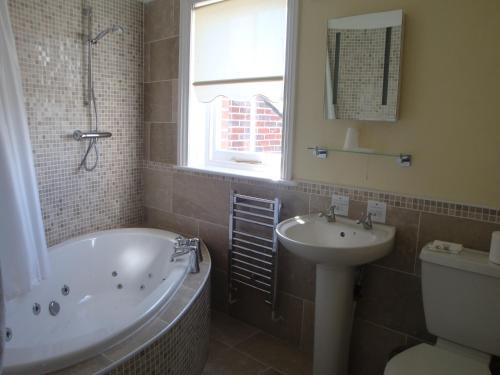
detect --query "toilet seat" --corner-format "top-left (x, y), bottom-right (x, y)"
top-left (384, 343), bottom-right (491, 375)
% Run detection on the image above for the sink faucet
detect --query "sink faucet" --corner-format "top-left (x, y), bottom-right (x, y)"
top-left (319, 205), bottom-right (336, 222)
top-left (357, 212), bottom-right (373, 230)
top-left (171, 236), bottom-right (202, 273)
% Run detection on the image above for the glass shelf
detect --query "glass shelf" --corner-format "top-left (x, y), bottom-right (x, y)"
top-left (307, 146), bottom-right (412, 167)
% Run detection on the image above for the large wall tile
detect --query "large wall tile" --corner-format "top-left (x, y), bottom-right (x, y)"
top-left (144, 0), bottom-right (179, 42)
top-left (149, 123), bottom-right (177, 164)
top-left (144, 168), bottom-right (173, 212)
top-left (416, 212), bottom-right (500, 273)
top-left (171, 79), bottom-right (178, 122)
top-left (173, 173), bottom-right (230, 226)
top-left (309, 194), bottom-right (330, 214)
top-left (276, 189), bottom-right (310, 220)
top-left (230, 181), bottom-right (309, 219)
top-left (149, 37), bottom-right (179, 81)
top-left (229, 284), bottom-right (304, 345)
top-left (144, 81), bottom-right (173, 122)
top-left (346, 200), bottom-right (366, 220)
top-left (144, 122), bottom-right (151, 160)
top-left (376, 207), bottom-right (420, 274)
top-left (300, 300), bottom-right (315, 353)
top-left (144, 206), bottom-right (198, 237)
top-left (144, 42), bottom-right (151, 82)
top-left (356, 265), bottom-right (432, 341)
top-left (278, 245), bottom-right (315, 302)
top-left (349, 319), bottom-right (406, 375)
top-left (418, 212), bottom-right (500, 251)
top-left (231, 181), bottom-right (278, 200)
top-left (199, 221), bottom-right (229, 271)
top-left (211, 268), bottom-right (228, 312)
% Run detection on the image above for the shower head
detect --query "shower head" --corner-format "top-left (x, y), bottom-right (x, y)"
top-left (91, 25), bottom-right (124, 44)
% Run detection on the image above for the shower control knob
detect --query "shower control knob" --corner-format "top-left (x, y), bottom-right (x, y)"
top-left (73, 130), bottom-right (83, 141)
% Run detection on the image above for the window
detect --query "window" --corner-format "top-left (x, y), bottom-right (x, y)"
top-left (178, 0), bottom-right (298, 180)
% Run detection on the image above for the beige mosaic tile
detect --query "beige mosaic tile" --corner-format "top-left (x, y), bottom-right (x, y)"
top-left (327, 26), bottom-right (402, 121)
top-left (8, 0), bottom-right (144, 246)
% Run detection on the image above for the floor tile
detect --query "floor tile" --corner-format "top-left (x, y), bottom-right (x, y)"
top-left (207, 338), bottom-right (231, 361)
top-left (236, 332), bottom-right (313, 375)
top-left (211, 310), bottom-right (261, 347)
top-left (260, 368), bottom-right (285, 375)
top-left (202, 347), bottom-right (267, 375)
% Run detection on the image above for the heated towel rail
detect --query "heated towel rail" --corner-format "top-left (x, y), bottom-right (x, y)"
top-left (228, 191), bottom-right (281, 320)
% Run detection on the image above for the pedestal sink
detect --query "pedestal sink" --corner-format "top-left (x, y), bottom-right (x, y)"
top-left (276, 214), bottom-right (395, 375)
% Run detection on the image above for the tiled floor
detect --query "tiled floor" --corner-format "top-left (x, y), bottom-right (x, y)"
top-left (202, 310), bottom-right (313, 375)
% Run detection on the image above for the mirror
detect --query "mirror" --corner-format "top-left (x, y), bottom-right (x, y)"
top-left (325, 10), bottom-right (403, 122)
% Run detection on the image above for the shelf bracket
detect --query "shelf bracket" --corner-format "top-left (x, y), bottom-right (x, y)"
top-left (310, 146), bottom-right (328, 159)
top-left (397, 154), bottom-right (411, 167)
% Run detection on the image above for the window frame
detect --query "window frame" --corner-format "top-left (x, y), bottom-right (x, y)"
top-left (177, 0), bottom-right (298, 181)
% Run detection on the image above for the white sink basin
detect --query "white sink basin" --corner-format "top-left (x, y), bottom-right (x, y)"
top-left (276, 214), bottom-right (395, 266)
top-left (276, 214), bottom-right (396, 374)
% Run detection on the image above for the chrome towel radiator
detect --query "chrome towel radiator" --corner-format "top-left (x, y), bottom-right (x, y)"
top-left (228, 191), bottom-right (281, 320)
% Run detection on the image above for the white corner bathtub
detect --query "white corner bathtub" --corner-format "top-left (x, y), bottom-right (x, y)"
top-left (4, 228), bottom-right (192, 375)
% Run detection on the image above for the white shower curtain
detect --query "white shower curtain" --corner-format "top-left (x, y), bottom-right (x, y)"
top-left (0, 0), bottom-right (50, 301)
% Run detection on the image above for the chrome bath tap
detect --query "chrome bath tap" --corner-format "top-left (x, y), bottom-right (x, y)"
top-left (170, 237), bottom-right (202, 273)
top-left (319, 205), bottom-right (336, 222)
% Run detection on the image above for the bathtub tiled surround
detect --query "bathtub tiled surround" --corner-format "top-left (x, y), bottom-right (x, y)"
top-left (8, 0), bottom-right (144, 246)
top-left (143, 161), bottom-right (500, 375)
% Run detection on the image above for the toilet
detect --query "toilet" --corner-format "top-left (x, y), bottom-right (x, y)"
top-left (384, 244), bottom-right (500, 375)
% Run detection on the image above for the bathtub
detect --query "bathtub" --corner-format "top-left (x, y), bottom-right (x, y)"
top-left (3, 228), bottom-right (201, 375)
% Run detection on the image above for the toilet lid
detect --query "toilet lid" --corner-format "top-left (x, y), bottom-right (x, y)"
top-left (384, 344), bottom-right (491, 375)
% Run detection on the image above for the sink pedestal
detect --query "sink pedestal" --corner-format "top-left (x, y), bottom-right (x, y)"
top-left (314, 265), bottom-right (355, 375)
top-left (275, 214), bottom-right (395, 375)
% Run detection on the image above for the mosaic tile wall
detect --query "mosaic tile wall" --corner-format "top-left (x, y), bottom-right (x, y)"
top-left (327, 26), bottom-right (401, 121)
top-left (107, 281), bottom-right (210, 375)
top-left (8, 0), bottom-right (144, 246)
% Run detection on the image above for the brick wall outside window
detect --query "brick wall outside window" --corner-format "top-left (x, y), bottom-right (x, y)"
top-left (217, 97), bottom-right (282, 153)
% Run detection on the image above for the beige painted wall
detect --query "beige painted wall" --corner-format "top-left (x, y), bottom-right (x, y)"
top-left (293, 0), bottom-right (500, 207)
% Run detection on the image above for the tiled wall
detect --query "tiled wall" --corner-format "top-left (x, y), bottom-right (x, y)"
top-left (143, 0), bottom-right (179, 165)
top-left (327, 26), bottom-right (401, 121)
top-left (143, 163), bottom-right (500, 375)
top-left (142, 1), bottom-right (500, 374)
top-left (8, 0), bottom-right (144, 246)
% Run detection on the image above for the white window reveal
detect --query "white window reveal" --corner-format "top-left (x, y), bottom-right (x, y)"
top-left (178, 0), bottom-right (298, 180)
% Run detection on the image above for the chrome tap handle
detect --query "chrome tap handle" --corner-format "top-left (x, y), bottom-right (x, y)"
top-left (356, 212), bottom-right (364, 224)
top-left (191, 237), bottom-right (203, 262)
top-left (357, 212), bottom-right (373, 229)
top-left (365, 212), bottom-right (373, 227)
top-left (170, 245), bottom-right (200, 274)
top-left (319, 205), bottom-right (336, 222)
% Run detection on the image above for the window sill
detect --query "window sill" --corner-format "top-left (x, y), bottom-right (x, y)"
top-left (174, 165), bottom-right (297, 186)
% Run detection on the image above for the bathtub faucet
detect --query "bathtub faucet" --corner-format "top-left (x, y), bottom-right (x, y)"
top-left (171, 237), bottom-right (202, 273)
